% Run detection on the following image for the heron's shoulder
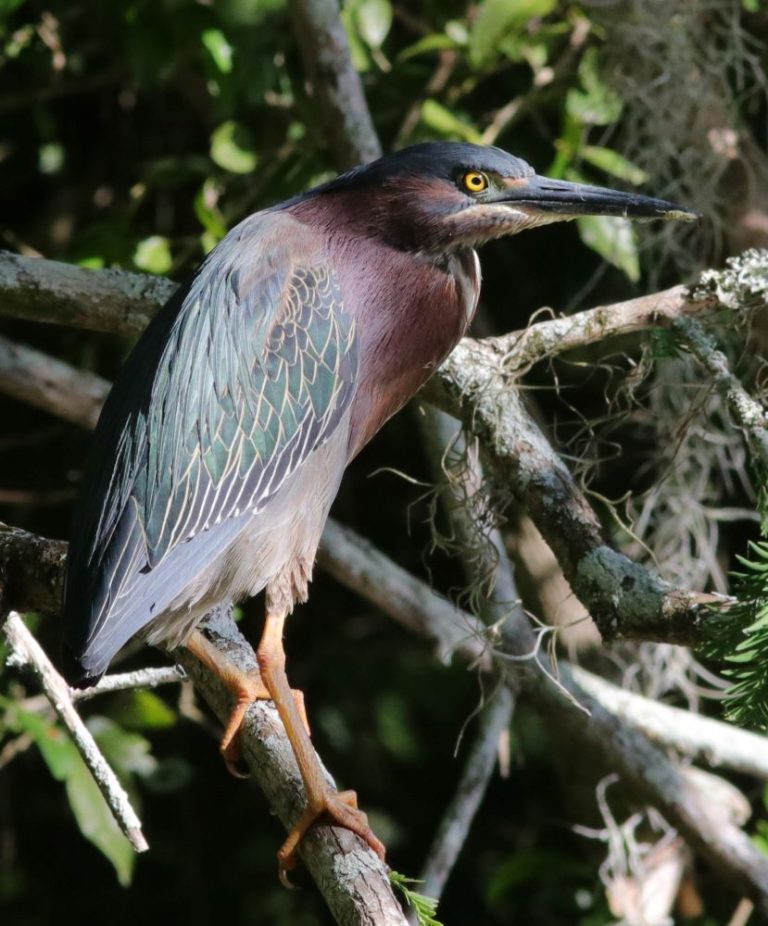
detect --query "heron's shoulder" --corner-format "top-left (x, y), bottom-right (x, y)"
top-left (215, 208), bottom-right (328, 267)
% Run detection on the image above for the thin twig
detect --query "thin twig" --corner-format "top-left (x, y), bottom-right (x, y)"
top-left (2, 611), bottom-right (148, 852)
top-left (413, 687), bottom-right (514, 913)
top-left (674, 314), bottom-right (768, 468)
top-left (72, 665), bottom-right (186, 700)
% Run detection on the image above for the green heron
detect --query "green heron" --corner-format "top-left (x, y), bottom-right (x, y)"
top-left (61, 142), bottom-right (695, 875)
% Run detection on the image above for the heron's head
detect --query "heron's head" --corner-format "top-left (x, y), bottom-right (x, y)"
top-left (309, 141), bottom-right (698, 255)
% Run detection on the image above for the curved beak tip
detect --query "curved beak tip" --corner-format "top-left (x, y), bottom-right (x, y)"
top-left (659, 206), bottom-right (702, 223)
top-left (498, 176), bottom-right (701, 223)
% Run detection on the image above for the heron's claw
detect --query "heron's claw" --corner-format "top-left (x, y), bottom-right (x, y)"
top-left (277, 788), bottom-right (386, 882)
top-left (218, 670), bottom-right (310, 779)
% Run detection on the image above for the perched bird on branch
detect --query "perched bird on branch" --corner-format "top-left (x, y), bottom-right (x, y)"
top-left (60, 141), bottom-right (695, 877)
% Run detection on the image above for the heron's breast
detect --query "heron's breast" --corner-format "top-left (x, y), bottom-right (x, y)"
top-left (343, 245), bottom-right (479, 458)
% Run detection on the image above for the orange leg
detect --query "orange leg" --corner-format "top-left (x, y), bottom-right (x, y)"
top-left (185, 629), bottom-right (309, 777)
top-left (256, 610), bottom-right (386, 881)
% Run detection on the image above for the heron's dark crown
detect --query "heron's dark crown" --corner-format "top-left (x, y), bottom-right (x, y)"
top-left (308, 142), bottom-right (534, 196)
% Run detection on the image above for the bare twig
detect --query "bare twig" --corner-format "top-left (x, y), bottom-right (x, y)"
top-left (414, 686), bottom-right (514, 913)
top-left (2, 611), bottom-right (148, 853)
top-left (674, 314), bottom-right (768, 468)
top-left (72, 665), bottom-right (186, 700)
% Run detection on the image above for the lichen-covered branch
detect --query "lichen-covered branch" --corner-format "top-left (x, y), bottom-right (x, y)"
top-left (485, 283), bottom-right (719, 373)
top-left (0, 522), bottom-right (66, 616)
top-left (174, 609), bottom-right (407, 926)
top-left (0, 249), bottom-right (170, 335)
top-left (423, 339), bottom-right (729, 645)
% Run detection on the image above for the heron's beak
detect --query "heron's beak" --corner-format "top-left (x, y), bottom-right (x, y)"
top-left (492, 175), bottom-right (699, 222)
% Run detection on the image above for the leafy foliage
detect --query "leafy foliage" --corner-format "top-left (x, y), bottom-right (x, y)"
top-left (708, 536), bottom-right (768, 729)
top-left (389, 871), bottom-right (443, 926)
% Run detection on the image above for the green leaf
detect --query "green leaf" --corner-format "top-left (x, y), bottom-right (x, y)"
top-left (341, 5), bottom-right (372, 71)
top-left (353, 0), bottom-right (392, 49)
top-left (64, 748), bottom-right (135, 886)
top-left (0, 0), bottom-right (27, 14)
top-left (89, 716), bottom-right (157, 778)
top-left (376, 694), bottom-right (420, 761)
top-left (1, 703), bottom-right (136, 885)
top-left (566, 49), bottom-right (622, 126)
top-left (580, 146), bottom-right (649, 186)
top-left (576, 215), bottom-right (640, 282)
top-left (201, 28), bottom-right (233, 74)
top-left (133, 236), bottom-right (172, 275)
top-left (0, 701), bottom-right (76, 779)
top-left (469, 0), bottom-right (556, 69)
top-left (112, 690), bottom-right (177, 731)
top-left (38, 143), bottom-right (64, 175)
top-left (420, 100), bottom-right (483, 144)
top-left (210, 120), bottom-right (258, 174)
top-left (397, 33), bottom-right (461, 62)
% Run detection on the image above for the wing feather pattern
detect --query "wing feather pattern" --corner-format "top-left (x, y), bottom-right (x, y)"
top-left (63, 214), bottom-right (357, 680)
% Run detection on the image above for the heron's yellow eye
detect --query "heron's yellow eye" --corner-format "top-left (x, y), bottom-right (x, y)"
top-left (462, 171), bottom-right (489, 194)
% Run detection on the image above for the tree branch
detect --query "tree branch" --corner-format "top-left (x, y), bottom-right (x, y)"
top-left (0, 250), bottom-right (169, 335)
top-left (0, 521), bottom-right (66, 616)
top-left (288, 0), bottom-right (381, 169)
top-left (570, 665), bottom-right (768, 781)
top-left (673, 314), bottom-right (768, 468)
top-left (484, 284), bottom-right (719, 373)
top-left (173, 608), bottom-right (407, 926)
top-left (0, 334), bottom-right (109, 429)
top-left (423, 339), bottom-right (730, 646)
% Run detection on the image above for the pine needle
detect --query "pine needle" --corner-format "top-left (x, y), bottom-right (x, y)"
top-left (389, 871), bottom-right (444, 926)
top-left (708, 538), bottom-right (768, 728)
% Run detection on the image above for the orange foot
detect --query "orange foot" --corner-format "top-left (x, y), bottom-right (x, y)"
top-left (278, 789), bottom-right (386, 886)
top-left (219, 669), bottom-right (310, 778)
